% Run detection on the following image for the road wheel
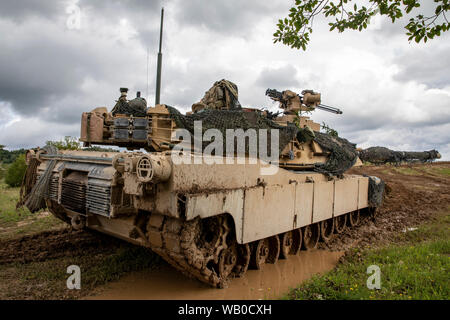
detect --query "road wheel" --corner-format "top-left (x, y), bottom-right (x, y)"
top-left (233, 243), bottom-right (250, 277)
top-left (250, 239), bottom-right (270, 269)
top-left (266, 235), bottom-right (280, 264)
top-left (348, 210), bottom-right (360, 227)
top-left (302, 224), bottom-right (320, 250)
top-left (320, 219), bottom-right (334, 242)
top-left (334, 214), bottom-right (347, 234)
top-left (279, 230), bottom-right (301, 258)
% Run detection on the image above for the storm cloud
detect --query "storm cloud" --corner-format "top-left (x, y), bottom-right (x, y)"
top-left (0, 0), bottom-right (449, 159)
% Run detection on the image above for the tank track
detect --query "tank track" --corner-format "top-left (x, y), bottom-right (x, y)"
top-left (145, 208), bottom-right (375, 288)
top-left (47, 201), bottom-right (374, 288)
top-left (146, 213), bottom-right (251, 288)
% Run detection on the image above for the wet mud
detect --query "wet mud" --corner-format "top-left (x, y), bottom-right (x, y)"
top-left (0, 228), bottom-right (122, 265)
top-left (88, 250), bottom-right (343, 300)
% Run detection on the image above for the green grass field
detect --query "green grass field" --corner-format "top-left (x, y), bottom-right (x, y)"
top-left (287, 210), bottom-right (450, 300)
top-left (0, 182), bottom-right (66, 240)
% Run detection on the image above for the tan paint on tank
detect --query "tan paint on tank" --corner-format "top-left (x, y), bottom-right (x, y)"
top-left (358, 176), bottom-right (369, 209)
top-left (180, 173), bottom-right (369, 244)
top-left (87, 215), bottom-right (147, 247)
top-left (295, 182), bottom-right (314, 227)
top-left (312, 181), bottom-right (334, 223)
top-left (334, 177), bottom-right (359, 216)
top-left (167, 155), bottom-right (305, 192)
top-left (185, 190), bottom-right (245, 239)
top-left (242, 184), bottom-right (296, 243)
top-left (35, 150), bottom-right (371, 247)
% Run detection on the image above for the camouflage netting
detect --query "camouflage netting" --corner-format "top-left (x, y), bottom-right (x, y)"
top-left (167, 107), bottom-right (358, 175)
top-left (367, 176), bottom-right (385, 208)
top-left (165, 79), bottom-right (358, 175)
top-left (359, 147), bottom-right (441, 164)
top-left (111, 97), bottom-right (147, 117)
top-left (312, 132), bottom-right (359, 175)
top-left (359, 147), bottom-right (401, 164)
top-left (403, 150), bottom-right (441, 162)
top-left (167, 106), bottom-right (296, 156)
top-left (359, 146), bottom-right (441, 164)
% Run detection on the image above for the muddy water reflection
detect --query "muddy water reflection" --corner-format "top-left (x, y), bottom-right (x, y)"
top-left (88, 250), bottom-right (343, 300)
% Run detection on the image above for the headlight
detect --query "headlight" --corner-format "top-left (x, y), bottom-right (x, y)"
top-left (136, 154), bottom-right (171, 183)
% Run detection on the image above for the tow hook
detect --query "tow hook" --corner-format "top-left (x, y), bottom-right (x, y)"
top-left (71, 214), bottom-right (86, 230)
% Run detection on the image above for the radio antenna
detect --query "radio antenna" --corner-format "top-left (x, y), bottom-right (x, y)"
top-left (146, 47), bottom-right (149, 103)
top-left (155, 7), bottom-right (164, 105)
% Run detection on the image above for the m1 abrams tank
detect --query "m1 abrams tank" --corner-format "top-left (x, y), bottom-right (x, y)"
top-left (19, 80), bottom-right (384, 288)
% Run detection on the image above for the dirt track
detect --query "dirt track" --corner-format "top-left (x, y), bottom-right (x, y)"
top-left (0, 162), bottom-right (449, 299)
top-left (323, 162), bottom-right (450, 250)
top-left (0, 228), bottom-right (124, 265)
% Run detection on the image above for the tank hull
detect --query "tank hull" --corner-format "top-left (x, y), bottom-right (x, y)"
top-left (29, 150), bottom-right (378, 287)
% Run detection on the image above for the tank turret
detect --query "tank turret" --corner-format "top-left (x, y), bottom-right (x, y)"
top-left (80, 81), bottom-right (358, 174)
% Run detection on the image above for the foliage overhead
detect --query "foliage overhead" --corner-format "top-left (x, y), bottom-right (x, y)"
top-left (274, 0), bottom-right (450, 50)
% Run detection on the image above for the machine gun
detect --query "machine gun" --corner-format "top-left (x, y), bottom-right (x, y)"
top-left (265, 88), bottom-right (342, 115)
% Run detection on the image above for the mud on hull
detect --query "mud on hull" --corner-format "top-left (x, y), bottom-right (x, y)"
top-left (31, 151), bottom-right (379, 288)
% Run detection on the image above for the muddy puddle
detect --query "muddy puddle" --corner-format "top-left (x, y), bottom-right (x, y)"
top-left (88, 250), bottom-right (343, 300)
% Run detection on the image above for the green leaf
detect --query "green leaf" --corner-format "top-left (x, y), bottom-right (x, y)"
top-left (435, 5), bottom-right (442, 15)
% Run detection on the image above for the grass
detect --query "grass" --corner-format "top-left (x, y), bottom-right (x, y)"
top-left (0, 183), bottom-right (33, 223)
top-left (392, 167), bottom-right (421, 176)
top-left (436, 168), bottom-right (450, 176)
top-left (391, 165), bottom-right (450, 178)
top-left (0, 181), bottom-right (66, 240)
top-left (0, 179), bottom-right (162, 299)
top-left (425, 167), bottom-right (450, 177)
top-left (287, 210), bottom-right (450, 300)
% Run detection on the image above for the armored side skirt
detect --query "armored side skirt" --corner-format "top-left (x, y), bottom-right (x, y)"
top-left (37, 151), bottom-right (370, 246)
top-left (183, 174), bottom-right (368, 244)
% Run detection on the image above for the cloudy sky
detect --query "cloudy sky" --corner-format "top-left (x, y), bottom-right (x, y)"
top-left (0, 0), bottom-right (449, 159)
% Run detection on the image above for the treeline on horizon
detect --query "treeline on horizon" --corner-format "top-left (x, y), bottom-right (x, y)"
top-left (0, 146), bottom-right (26, 164)
top-left (0, 137), bottom-right (119, 165)
top-left (0, 138), bottom-right (118, 187)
